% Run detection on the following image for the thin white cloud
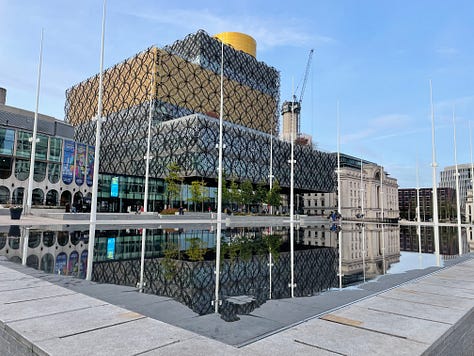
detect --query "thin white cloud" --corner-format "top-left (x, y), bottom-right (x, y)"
top-left (122, 8), bottom-right (335, 51)
top-left (435, 47), bottom-right (458, 56)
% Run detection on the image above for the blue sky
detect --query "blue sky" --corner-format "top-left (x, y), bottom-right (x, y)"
top-left (1, 0), bottom-right (473, 188)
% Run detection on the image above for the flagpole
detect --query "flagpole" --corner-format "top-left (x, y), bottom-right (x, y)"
top-left (87, 0), bottom-right (107, 281)
top-left (214, 40), bottom-right (224, 313)
top-left (452, 108), bottom-right (462, 255)
top-left (25, 29), bottom-right (44, 214)
top-left (336, 101), bottom-right (342, 289)
top-left (429, 80), bottom-right (440, 266)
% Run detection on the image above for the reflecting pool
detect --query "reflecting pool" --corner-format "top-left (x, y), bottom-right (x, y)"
top-left (0, 221), bottom-right (467, 320)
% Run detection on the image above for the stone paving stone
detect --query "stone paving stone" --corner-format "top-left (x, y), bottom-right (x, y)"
top-left (35, 316), bottom-right (207, 356)
top-left (379, 287), bottom-right (474, 310)
top-left (323, 304), bottom-right (448, 344)
top-left (244, 336), bottom-right (340, 356)
top-left (140, 335), bottom-right (245, 356)
top-left (0, 284), bottom-right (75, 303)
top-left (265, 318), bottom-right (428, 356)
top-left (407, 281), bottom-right (474, 299)
top-left (7, 304), bottom-right (143, 342)
top-left (0, 293), bottom-right (107, 323)
top-left (354, 294), bottom-right (467, 324)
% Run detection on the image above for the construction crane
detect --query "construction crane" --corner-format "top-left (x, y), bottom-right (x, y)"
top-left (294, 48), bottom-right (314, 134)
top-left (281, 49), bottom-right (314, 141)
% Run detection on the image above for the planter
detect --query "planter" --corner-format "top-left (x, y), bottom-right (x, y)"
top-left (9, 207), bottom-right (23, 220)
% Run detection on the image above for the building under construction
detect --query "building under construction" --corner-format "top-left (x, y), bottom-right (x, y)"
top-left (65, 30), bottom-right (336, 211)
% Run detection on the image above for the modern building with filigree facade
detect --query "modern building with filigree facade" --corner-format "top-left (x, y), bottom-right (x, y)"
top-left (65, 30), bottom-right (337, 211)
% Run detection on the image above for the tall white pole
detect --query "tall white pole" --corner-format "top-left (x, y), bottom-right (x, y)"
top-left (360, 158), bottom-right (365, 282)
top-left (416, 160), bottom-right (422, 254)
top-left (429, 80), bottom-right (440, 266)
top-left (470, 121), bottom-right (474, 224)
top-left (143, 68), bottom-right (155, 213)
top-left (380, 166), bottom-right (385, 274)
top-left (289, 84), bottom-right (296, 298)
top-left (269, 127), bottom-right (274, 215)
top-left (452, 109), bottom-right (462, 255)
top-left (139, 228), bottom-right (147, 292)
top-left (336, 101), bottom-right (342, 289)
top-left (87, 0), bottom-right (107, 281)
top-left (214, 40), bottom-right (224, 313)
top-left (25, 29), bottom-right (44, 214)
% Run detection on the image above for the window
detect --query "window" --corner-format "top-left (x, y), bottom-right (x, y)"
top-left (49, 138), bottom-right (62, 162)
top-left (16, 131), bottom-right (32, 158)
top-left (0, 128), bottom-right (15, 155)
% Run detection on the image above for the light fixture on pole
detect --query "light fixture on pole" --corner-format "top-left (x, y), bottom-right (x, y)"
top-left (360, 158), bottom-right (366, 283)
top-left (25, 29), bottom-right (44, 215)
top-left (87, 0), bottom-right (107, 281)
top-left (214, 40), bottom-right (224, 313)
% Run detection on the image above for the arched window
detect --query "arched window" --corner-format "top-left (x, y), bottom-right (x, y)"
top-left (12, 187), bottom-right (24, 205)
top-left (32, 188), bottom-right (44, 205)
top-left (46, 190), bottom-right (59, 206)
top-left (0, 186), bottom-right (9, 204)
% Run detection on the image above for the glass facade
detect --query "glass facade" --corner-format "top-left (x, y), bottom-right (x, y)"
top-left (49, 137), bottom-right (62, 162)
top-left (0, 128), bottom-right (15, 155)
top-left (16, 131), bottom-right (32, 158)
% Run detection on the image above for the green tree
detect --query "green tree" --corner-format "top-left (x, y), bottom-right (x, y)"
top-left (266, 180), bottom-right (281, 212)
top-left (165, 162), bottom-right (182, 208)
top-left (190, 180), bottom-right (207, 212)
top-left (229, 178), bottom-right (240, 211)
top-left (254, 180), bottom-right (267, 211)
top-left (240, 180), bottom-right (254, 213)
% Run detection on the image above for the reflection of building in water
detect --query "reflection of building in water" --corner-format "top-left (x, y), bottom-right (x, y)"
top-left (302, 223), bottom-right (400, 283)
top-left (400, 225), bottom-right (465, 255)
top-left (303, 156), bottom-right (399, 220)
top-left (398, 187), bottom-right (456, 222)
top-left (0, 227), bottom-right (90, 277)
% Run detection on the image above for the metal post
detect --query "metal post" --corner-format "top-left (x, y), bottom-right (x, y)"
top-left (214, 40), bottom-right (224, 313)
top-left (87, 0), bottom-right (107, 281)
top-left (25, 29), bottom-right (43, 214)
top-left (452, 109), bottom-right (462, 255)
top-left (144, 65), bottom-right (155, 213)
top-left (289, 88), bottom-right (295, 298)
top-left (336, 101), bottom-right (342, 289)
top-left (360, 159), bottom-right (365, 283)
top-left (139, 228), bottom-right (147, 292)
top-left (429, 80), bottom-right (440, 266)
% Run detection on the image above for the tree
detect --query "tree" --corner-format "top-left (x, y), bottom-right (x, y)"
top-left (254, 180), bottom-right (267, 210)
top-left (164, 162), bottom-right (182, 208)
top-left (240, 180), bottom-right (254, 213)
top-left (229, 179), bottom-right (240, 211)
top-left (266, 180), bottom-right (281, 212)
top-left (190, 180), bottom-right (207, 212)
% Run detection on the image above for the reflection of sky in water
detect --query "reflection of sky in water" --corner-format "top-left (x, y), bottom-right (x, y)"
top-left (387, 251), bottom-right (443, 274)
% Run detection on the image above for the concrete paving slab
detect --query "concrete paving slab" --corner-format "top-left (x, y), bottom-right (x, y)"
top-left (0, 284), bottom-right (75, 303)
top-left (268, 318), bottom-right (429, 356)
top-left (244, 335), bottom-right (343, 356)
top-left (407, 281), bottom-right (474, 299)
top-left (417, 275), bottom-right (474, 290)
top-left (140, 335), bottom-right (244, 355)
top-left (323, 304), bottom-right (449, 344)
top-left (0, 293), bottom-right (107, 323)
top-left (7, 304), bottom-right (144, 342)
top-left (354, 294), bottom-right (467, 324)
top-left (173, 313), bottom-right (285, 346)
top-left (0, 278), bottom-right (51, 292)
top-left (379, 287), bottom-right (474, 310)
top-left (123, 298), bottom-right (199, 324)
top-left (34, 316), bottom-right (209, 356)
